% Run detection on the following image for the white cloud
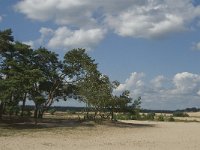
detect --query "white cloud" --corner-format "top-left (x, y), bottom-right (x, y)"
top-left (15, 0), bottom-right (200, 39)
top-left (172, 72), bottom-right (200, 95)
top-left (14, 0), bottom-right (136, 27)
top-left (105, 0), bottom-right (200, 38)
top-left (47, 27), bottom-right (106, 50)
top-left (14, 0), bottom-right (97, 27)
top-left (30, 26), bottom-right (106, 50)
top-left (151, 75), bottom-right (167, 89)
top-left (116, 72), bottom-right (200, 110)
top-left (22, 29), bottom-right (101, 52)
top-left (38, 27), bottom-right (54, 45)
top-left (22, 27), bottom-right (54, 49)
top-left (114, 72), bottom-right (146, 98)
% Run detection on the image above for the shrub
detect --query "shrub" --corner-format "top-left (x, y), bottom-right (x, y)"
top-left (115, 113), bottom-right (131, 120)
top-left (131, 113), bottom-right (142, 120)
top-left (157, 114), bottom-right (165, 121)
top-left (141, 113), bottom-right (155, 120)
top-left (145, 112), bottom-right (155, 120)
top-left (168, 116), bottom-right (175, 122)
top-left (114, 113), bottom-right (138, 120)
top-left (173, 112), bottom-right (189, 117)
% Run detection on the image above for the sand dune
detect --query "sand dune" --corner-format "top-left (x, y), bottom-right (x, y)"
top-left (0, 120), bottom-right (200, 150)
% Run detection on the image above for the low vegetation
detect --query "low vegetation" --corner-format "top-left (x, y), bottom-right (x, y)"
top-left (173, 111), bottom-right (189, 117)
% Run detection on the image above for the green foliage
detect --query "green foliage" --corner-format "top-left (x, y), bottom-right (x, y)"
top-left (114, 113), bottom-right (142, 120)
top-left (173, 111), bottom-right (189, 117)
top-left (0, 29), bottom-right (141, 122)
top-left (142, 112), bottom-right (155, 120)
top-left (114, 113), bottom-right (133, 120)
top-left (131, 113), bottom-right (142, 120)
top-left (132, 96), bottom-right (141, 110)
top-left (157, 114), bottom-right (165, 121)
top-left (5, 105), bottom-right (20, 116)
top-left (63, 48), bottom-right (97, 79)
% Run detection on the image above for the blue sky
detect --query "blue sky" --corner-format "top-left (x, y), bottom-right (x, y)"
top-left (1, 0), bottom-right (200, 109)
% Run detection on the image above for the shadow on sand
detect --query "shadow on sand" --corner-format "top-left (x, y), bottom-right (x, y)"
top-left (0, 117), bottom-right (156, 131)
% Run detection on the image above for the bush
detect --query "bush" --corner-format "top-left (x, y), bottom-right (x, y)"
top-left (141, 113), bottom-right (155, 120)
top-left (173, 112), bottom-right (189, 117)
top-left (114, 113), bottom-right (141, 120)
top-left (145, 112), bottom-right (155, 120)
top-left (168, 116), bottom-right (175, 122)
top-left (114, 113), bottom-right (131, 120)
top-left (157, 114), bottom-right (165, 121)
top-left (131, 113), bottom-right (142, 120)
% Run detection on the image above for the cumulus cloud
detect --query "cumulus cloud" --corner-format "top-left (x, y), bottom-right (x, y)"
top-left (22, 27), bottom-right (54, 49)
top-left (172, 72), bottom-right (200, 95)
top-left (27, 26), bottom-right (106, 50)
top-left (15, 0), bottom-right (200, 39)
top-left (37, 27), bottom-right (54, 46)
top-left (14, 0), bottom-right (98, 27)
top-left (151, 75), bottom-right (169, 90)
top-left (115, 72), bottom-right (200, 110)
top-left (115, 72), bottom-right (145, 97)
top-left (105, 0), bottom-right (200, 38)
top-left (47, 27), bottom-right (106, 50)
top-left (14, 0), bottom-right (136, 27)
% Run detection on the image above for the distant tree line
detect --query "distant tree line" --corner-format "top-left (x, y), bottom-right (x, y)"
top-left (0, 29), bottom-right (141, 122)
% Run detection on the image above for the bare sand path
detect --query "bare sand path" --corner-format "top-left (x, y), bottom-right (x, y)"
top-left (0, 120), bottom-right (199, 150)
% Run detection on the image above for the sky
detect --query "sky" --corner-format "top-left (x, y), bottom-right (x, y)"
top-left (1, 0), bottom-right (200, 110)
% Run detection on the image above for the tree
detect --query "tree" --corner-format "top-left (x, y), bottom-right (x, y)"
top-left (12, 42), bottom-right (34, 117)
top-left (0, 29), bottom-right (66, 120)
top-left (63, 48), bottom-right (118, 120)
top-left (0, 29), bottom-right (16, 118)
top-left (77, 73), bottom-right (113, 119)
top-left (29, 47), bottom-right (65, 119)
top-left (63, 48), bottom-right (98, 80)
top-left (129, 96), bottom-right (142, 119)
top-left (0, 29), bottom-right (139, 123)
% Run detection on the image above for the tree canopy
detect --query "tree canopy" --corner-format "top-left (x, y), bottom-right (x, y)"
top-left (0, 29), bottom-right (140, 121)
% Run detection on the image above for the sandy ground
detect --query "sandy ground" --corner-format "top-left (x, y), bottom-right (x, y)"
top-left (0, 120), bottom-right (200, 150)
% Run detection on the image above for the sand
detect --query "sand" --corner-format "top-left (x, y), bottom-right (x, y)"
top-left (0, 120), bottom-right (200, 150)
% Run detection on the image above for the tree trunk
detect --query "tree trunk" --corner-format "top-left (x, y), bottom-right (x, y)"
top-left (21, 93), bottom-right (27, 117)
top-left (38, 109), bottom-right (44, 118)
top-left (34, 104), bottom-right (39, 125)
top-left (111, 110), bottom-right (114, 120)
top-left (85, 102), bottom-right (89, 119)
top-left (0, 102), bottom-right (3, 120)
